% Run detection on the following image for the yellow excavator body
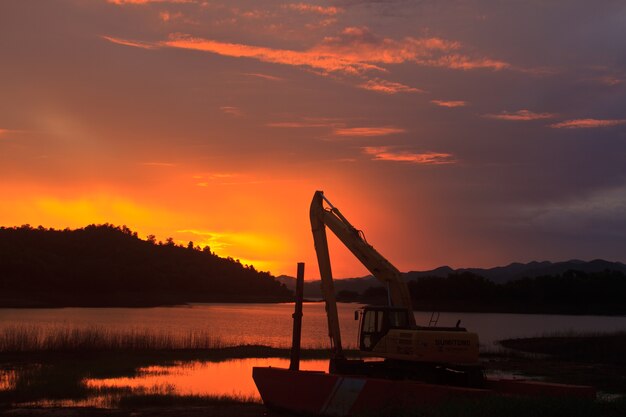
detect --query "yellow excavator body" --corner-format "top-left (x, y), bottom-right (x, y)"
top-left (371, 328), bottom-right (480, 364)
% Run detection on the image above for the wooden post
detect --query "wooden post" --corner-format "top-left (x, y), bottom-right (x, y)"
top-left (289, 262), bottom-right (305, 371)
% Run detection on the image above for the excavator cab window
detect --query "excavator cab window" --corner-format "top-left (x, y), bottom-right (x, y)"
top-left (388, 310), bottom-right (409, 328)
top-left (360, 309), bottom-right (380, 351)
top-left (359, 307), bottom-right (410, 351)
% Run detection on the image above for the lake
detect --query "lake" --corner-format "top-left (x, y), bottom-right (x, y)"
top-left (2, 303), bottom-right (625, 405)
top-left (2, 302), bottom-right (625, 348)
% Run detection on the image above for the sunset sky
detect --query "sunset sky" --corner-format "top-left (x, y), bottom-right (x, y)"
top-left (1, 0), bottom-right (625, 278)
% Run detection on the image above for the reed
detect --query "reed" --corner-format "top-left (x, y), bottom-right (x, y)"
top-left (115, 385), bottom-right (260, 407)
top-left (0, 325), bottom-right (229, 353)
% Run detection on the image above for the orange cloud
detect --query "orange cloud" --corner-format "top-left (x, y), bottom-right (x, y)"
top-left (242, 72), bottom-right (283, 81)
top-left (159, 11), bottom-right (183, 22)
top-left (312, 27), bottom-right (509, 71)
top-left (161, 33), bottom-right (382, 74)
top-left (268, 122), bottom-right (330, 128)
top-left (358, 78), bottom-right (423, 94)
top-left (267, 119), bottom-right (407, 139)
top-left (550, 118), bottom-right (626, 129)
top-left (305, 18), bottom-right (338, 30)
top-left (219, 106), bottom-right (242, 117)
top-left (108, 0), bottom-right (193, 4)
top-left (484, 109), bottom-right (555, 121)
top-left (109, 27), bottom-right (507, 75)
top-left (231, 8), bottom-right (271, 19)
top-left (315, 27), bottom-right (458, 63)
top-left (103, 28), bottom-right (512, 91)
top-left (101, 35), bottom-right (156, 50)
top-left (363, 147), bottom-right (455, 164)
top-left (284, 3), bottom-right (343, 16)
top-left (267, 117), bottom-right (343, 129)
top-left (333, 126), bottom-right (405, 137)
top-left (141, 162), bottom-right (176, 167)
top-left (0, 129), bottom-right (8, 137)
top-left (428, 55), bottom-right (510, 71)
top-left (431, 100), bottom-right (467, 108)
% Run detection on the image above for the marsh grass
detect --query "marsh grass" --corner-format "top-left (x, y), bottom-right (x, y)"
top-left (6, 327), bottom-right (625, 411)
top-left (117, 393), bottom-right (258, 407)
top-left (0, 325), bottom-right (229, 353)
top-left (0, 325), bottom-right (345, 357)
top-left (115, 385), bottom-right (260, 408)
top-left (3, 383), bottom-right (258, 409)
top-left (0, 356), bottom-right (264, 406)
top-left (0, 325), bottom-right (338, 406)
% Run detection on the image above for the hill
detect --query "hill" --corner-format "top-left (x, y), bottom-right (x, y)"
top-left (406, 259), bottom-right (626, 284)
top-left (276, 274), bottom-right (377, 299)
top-left (283, 260), bottom-right (626, 301)
top-left (0, 224), bottom-right (292, 307)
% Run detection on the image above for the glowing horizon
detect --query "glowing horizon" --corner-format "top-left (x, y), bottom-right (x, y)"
top-left (2, 0), bottom-right (625, 279)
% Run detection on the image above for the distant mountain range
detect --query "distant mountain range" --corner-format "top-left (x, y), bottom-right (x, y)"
top-left (277, 259), bottom-right (626, 298)
top-left (406, 259), bottom-right (626, 284)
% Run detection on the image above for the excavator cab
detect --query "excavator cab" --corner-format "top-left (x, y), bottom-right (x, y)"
top-left (357, 306), bottom-right (410, 351)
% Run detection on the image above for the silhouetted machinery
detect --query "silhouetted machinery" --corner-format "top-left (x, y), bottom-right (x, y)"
top-left (251, 192), bottom-right (595, 415)
top-left (310, 191), bottom-right (484, 386)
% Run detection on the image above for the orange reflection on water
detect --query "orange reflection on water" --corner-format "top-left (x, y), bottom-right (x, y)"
top-left (0, 370), bottom-right (15, 391)
top-left (85, 358), bottom-right (328, 399)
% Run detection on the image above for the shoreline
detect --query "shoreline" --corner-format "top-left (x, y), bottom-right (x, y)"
top-left (2, 302), bottom-right (626, 317)
top-left (2, 334), bottom-right (626, 416)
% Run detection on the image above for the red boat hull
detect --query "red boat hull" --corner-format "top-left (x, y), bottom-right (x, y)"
top-left (252, 367), bottom-right (595, 416)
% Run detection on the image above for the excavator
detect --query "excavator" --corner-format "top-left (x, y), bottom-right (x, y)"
top-left (252, 192), bottom-right (595, 414)
top-left (310, 191), bottom-right (484, 387)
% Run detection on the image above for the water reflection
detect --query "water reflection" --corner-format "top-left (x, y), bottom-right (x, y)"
top-left (2, 303), bottom-right (626, 350)
top-left (85, 358), bottom-right (328, 400)
top-left (0, 369), bottom-right (15, 390)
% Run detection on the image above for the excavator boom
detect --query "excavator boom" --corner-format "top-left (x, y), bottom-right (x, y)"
top-left (310, 191), bottom-right (480, 372)
top-left (310, 191), bottom-right (417, 359)
top-left (311, 191), bottom-right (415, 317)
top-left (310, 192), bottom-right (344, 359)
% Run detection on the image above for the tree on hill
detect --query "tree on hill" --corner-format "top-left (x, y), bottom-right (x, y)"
top-left (0, 224), bottom-right (292, 307)
top-left (352, 270), bottom-right (626, 315)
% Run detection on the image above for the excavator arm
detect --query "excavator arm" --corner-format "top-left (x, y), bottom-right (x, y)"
top-left (310, 191), bottom-right (416, 359)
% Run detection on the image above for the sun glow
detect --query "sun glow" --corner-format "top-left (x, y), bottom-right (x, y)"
top-left (0, 177), bottom-right (319, 277)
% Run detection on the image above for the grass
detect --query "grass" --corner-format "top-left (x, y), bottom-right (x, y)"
top-left (0, 325), bottom-right (349, 358)
top-left (0, 354), bottom-right (266, 407)
top-left (3, 327), bottom-right (626, 413)
top-left (1, 361), bottom-right (90, 404)
top-left (0, 325), bottom-right (341, 407)
top-left (115, 385), bottom-right (259, 408)
top-left (0, 325), bottom-right (229, 353)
